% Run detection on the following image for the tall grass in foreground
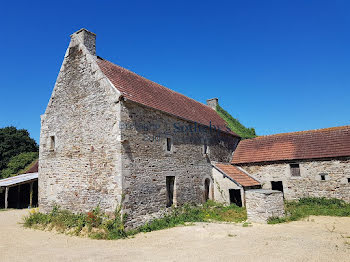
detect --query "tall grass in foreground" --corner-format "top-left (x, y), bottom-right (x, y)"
top-left (23, 201), bottom-right (247, 240)
top-left (268, 197), bottom-right (350, 224)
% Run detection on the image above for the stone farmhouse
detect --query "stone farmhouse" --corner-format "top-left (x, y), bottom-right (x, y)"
top-left (39, 28), bottom-right (349, 226)
top-left (39, 29), bottom-right (242, 227)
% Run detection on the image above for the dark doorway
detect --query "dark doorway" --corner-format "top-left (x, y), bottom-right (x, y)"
top-left (271, 181), bottom-right (284, 193)
top-left (166, 176), bottom-right (175, 207)
top-left (229, 189), bottom-right (242, 207)
top-left (204, 178), bottom-right (210, 202)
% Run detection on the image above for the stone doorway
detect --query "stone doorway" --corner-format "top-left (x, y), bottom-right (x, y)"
top-left (229, 189), bottom-right (242, 207)
top-left (166, 176), bottom-right (175, 207)
top-left (204, 178), bottom-right (211, 202)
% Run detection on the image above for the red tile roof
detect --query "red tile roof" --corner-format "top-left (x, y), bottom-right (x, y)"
top-left (232, 126), bottom-right (350, 164)
top-left (97, 57), bottom-right (238, 136)
top-left (215, 163), bottom-right (261, 187)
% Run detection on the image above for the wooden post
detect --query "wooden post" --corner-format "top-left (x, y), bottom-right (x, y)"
top-left (17, 185), bottom-right (21, 208)
top-left (5, 187), bottom-right (8, 209)
top-left (29, 182), bottom-right (33, 208)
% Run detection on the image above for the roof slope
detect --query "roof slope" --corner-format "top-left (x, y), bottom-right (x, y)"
top-left (215, 163), bottom-right (260, 187)
top-left (23, 159), bottom-right (38, 174)
top-left (232, 126), bottom-right (350, 164)
top-left (0, 172), bottom-right (38, 187)
top-left (97, 57), bottom-right (238, 136)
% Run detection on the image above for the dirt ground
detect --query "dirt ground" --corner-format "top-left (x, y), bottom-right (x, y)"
top-left (0, 209), bottom-right (349, 262)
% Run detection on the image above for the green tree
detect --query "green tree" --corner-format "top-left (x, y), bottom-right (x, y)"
top-left (1, 152), bottom-right (38, 178)
top-left (0, 126), bottom-right (38, 172)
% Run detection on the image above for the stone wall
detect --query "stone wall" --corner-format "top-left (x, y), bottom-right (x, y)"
top-left (245, 189), bottom-right (285, 223)
top-left (40, 29), bottom-right (240, 228)
top-left (39, 32), bottom-right (123, 213)
top-left (212, 167), bottom-right (244, 206)
top-left (240, 158), bottom-right (350, 202)
top-left (119, 101), bottom-right (239, 227)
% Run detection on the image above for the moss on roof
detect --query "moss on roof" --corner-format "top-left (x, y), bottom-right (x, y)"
top-left (216, 105), bottom-right (256, 139)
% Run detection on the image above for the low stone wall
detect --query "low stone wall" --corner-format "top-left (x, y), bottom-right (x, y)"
top-left (245, 189), bottom-right (285, 223)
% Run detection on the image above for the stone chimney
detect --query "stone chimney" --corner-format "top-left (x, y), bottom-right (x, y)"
top-left (70, 28), bottom-right (96, 56)
top-left (206, 98), bottom-right (219, 110)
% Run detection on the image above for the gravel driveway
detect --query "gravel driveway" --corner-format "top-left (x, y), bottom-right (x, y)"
top-left (1, 209), bottom-right (349, 262)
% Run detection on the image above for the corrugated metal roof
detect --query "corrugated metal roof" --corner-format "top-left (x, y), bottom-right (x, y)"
top-left (0, 173), bottom-right (38, 187)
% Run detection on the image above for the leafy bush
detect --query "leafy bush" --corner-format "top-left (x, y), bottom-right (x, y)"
top-left (216, 105), bottom-right (256, 139)
top-left (1, 152), bottom-right (38, 178)
top-left (24, 201), bottom-right (247, 240)
top-left (0, 126), bottom-right (38, 173)
top-left (268, 197), bottom-right (350, 224)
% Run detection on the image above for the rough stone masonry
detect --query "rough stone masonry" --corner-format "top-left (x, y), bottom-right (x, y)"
top-left (245, 189), bottom-right (285, 223)
top-left (39, 29), bottom-right (240, 227)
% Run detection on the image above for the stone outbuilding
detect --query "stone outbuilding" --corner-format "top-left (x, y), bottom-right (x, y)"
top-left (39, 29), bottom-right (241, 227)
top-left (231, 126), bottom-right (350, 202)
top-left (212, 163), bottom-right (261, 207)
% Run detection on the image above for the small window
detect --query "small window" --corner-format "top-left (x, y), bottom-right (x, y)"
top-left (203, 142), bottom-right (208, 155)
top-left (347, 178), bottom-right (350, 183)
top-left (166, 137), bottom-right (172, 152)
top-left (290, 163), bottom-right (300, 177)
top-left (319, 173), bottom-right (328, 181)
top-left (50, 136), bottom-right (55, 151)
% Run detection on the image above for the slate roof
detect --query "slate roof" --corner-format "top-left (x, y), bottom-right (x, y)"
top-left (232, 126), bottom-right (350, 164)
top-left (97, 57), bottom-right (239, 136)
top-left (214, 163), bottom-right (261, 187)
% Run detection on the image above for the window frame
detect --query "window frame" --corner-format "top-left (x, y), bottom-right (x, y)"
top-left (290, 163), bottom-right (301, 177)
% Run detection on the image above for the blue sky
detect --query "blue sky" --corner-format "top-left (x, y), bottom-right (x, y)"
top-left (1, 0), bottom-right (349, 142)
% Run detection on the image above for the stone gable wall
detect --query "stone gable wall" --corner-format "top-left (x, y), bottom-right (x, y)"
top-left (240, 158), bottom-right (350, 202)
top-left (39, 39), bottom-right (123, 213)
top-left (119, 101), bottom-right (239, 227)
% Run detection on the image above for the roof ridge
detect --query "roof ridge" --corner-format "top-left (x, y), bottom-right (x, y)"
top-left (246, 125), bottom-right (350, 141)
top-left (97, 57), bottom-right (216, 112)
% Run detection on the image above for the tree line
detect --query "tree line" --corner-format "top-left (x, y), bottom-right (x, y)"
top-left (0, 126), bottom-right (38, 179)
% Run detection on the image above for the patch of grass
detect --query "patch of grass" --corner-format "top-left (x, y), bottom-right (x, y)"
top-left (267, 197), bottom-right (350, 224)
top-left (267, 216), bottom-right (287, 224)
top-left (138, 201), bottom-right (246, 233)
top-left (23, 201), bottom-right (247, 240)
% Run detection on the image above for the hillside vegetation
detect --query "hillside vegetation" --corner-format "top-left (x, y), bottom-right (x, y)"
top-left (216, 105), bottom-right (256, 139)
top-left (0, 126), bottom-right (38, 179)
top-left (1, 152), bottom-right (38, 178)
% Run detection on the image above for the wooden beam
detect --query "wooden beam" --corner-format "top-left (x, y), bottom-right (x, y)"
top-left (5, 187), bottom-right (8, 209)
top-left (29, 182), bottom-right (33, 208)
top-left (17, 185), bottom-right (21, 208)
